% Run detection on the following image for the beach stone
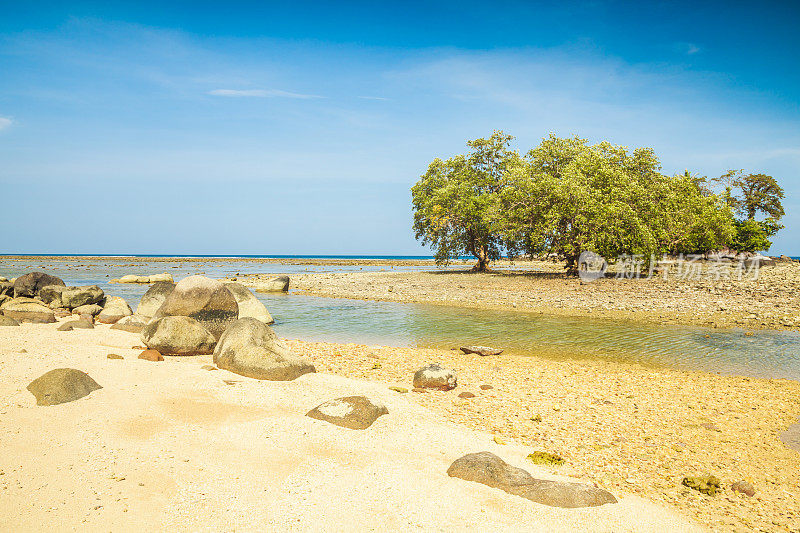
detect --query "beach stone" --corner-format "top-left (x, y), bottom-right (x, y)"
top-left (460, 345), bottom-right (503, 356)
top-left (255, 275), bottom-right (290, 293)
top-left (154, 275), bottom-right (238, 339)
top-left (136, 282), bottom-right (175, 318)
top-left (57, 319), bottom-right (94, 331)
top-left (38, 284), bottom-right (65, 305)
top-left (458, 391), bottom-right (476, 399)
top-left (307, 396), bottom-right (388, 429)
top-left (413, 363), bottom-right (457, 391)
top-left (447, 452), bottom-right (617, 508)
top-left (148, 273), bottom-right (174, 283)
top-left (60, 285), bottom-right (104, 309)
top-left (224, 282), bottom-right (274, 324)
top-left (213, 317), bottom-right (315, 380)
top-left (480, 384), bottom-right (494, 390)
top-left (13, 272), bottom-right (65, 298)
top-left (0, 281), bottom-right (12, 296)
top-left (138, 349), bottom-right (164, 362)
top-left (141, 316), bottom-right (215, 355)
top-left (731, 480), bottom-right (755, 497)
top-left (97, 296), bottom-right (133, 324)
top-left (110, 314), bottom-right (149, 333)
top-left (26, 368), bottom-right (102, 406)
top-left (0, 315), bottom-right (20, 326)
top-left (118, 274), bottom-right (145, 283)
top-left (73, 303), bottom-right (103, 316)
top-left (201, 364), bottom-right (217, 371)
top-left (682, 474), bottom-right (720, 496)
top-left (388, 386), bottom-right (408, 393)
top-left (0, 297), bottom-right (56, 323)
top-left (107, 353), bottom-right (124, 360)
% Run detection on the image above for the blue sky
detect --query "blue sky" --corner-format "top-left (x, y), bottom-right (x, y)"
top-left (1, 1), bottom-right (798, 255)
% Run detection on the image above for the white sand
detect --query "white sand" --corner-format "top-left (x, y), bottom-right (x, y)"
top-left (0, 322), bottom-right (702, 532)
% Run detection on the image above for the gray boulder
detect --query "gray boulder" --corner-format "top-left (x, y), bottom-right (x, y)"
top-left (141, 315), bottom-right (216, 355)
top-left (0, 297), bottom-right (56, 323)
top-left (0, 315), bottom-right (20, 326)
top-left (254, 275), bottom-right (290, 293)
top-left (447, 452), bottom-right (617, 508)
top-left (213, 317), bottom-right (315, 380)
top-left (26, 368), bottom-right (102, 406)
top-left (136, 281), bottom-right (175, 318)
top-left (60, 285), bottom-right (104, 309)
top-left (154, 275), bottom-right (238, 339)
top-left (306, 396), bottom-right (388, 429)
top-left (224, 282), bottom-right (274, 324)
top-left (13, 272), bottom-right (65, 298)
top-left (110, 314), bottom-right (149, 333)
top-left (97, 296), bottom-right (132, 324)
top-left (413, 363), bottom-right (457, 390)
top-left (39, 285), bottom-right (66, 306)
top-left (57, 319), bottom-right (95, 331)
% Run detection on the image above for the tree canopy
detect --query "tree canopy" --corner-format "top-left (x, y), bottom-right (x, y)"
top-left (411, 132), bottom-right (783, 271)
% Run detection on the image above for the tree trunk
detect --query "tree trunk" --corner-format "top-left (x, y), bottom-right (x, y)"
top-left (471, 245), bottom-right (490, 272)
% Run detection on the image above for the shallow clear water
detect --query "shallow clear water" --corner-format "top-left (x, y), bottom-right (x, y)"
top-left (2, 258), bottom-right (800, 381)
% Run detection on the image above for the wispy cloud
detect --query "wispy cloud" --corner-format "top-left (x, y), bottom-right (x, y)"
top-left (0, 117), bottom-right (12, 130)
top-left (674, 42), bottom-right (701, 55)
top-left (208, 88), bottom-right (323, 99)
top-left (357, 96), bottom-right (390, 101)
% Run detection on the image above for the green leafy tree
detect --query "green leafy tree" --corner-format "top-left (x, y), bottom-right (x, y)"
top-left (411, 131), bottom-right (518, 271)
top-left (717, 170), bottom-right (785, 252)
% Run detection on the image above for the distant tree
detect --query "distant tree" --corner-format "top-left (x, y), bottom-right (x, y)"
top-left (717, 170), bottom-right (785, 253)
top-left (411, 131), bottom-right (519, 271)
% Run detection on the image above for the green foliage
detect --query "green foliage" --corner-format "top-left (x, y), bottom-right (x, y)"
top-left (411, 132), bottom-right (783, 271)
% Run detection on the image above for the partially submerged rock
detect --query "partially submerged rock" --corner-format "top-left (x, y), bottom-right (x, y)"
top-left (136, 281), bottom-right (175, 318)
top-left (224, 282), bottom-right (274, 324)
top-left (682, 474), bottom-right (720, 496)
top-left (97, 296), bottom-right (133, 324)
top-left (213, 317), bottom-right (315, 380)
top-left (13, 272), bottom-right (65, 298)
top-left (413, 363), bottom-right (457, 390)
top-left (0, 297), bottom-right (56, 323)
top-left (306, 395), bottom-right (388, 429)
top-left (26, 368), bottom-right (102, 406)
top-left (460, 345), bottom-right (503, 356)
top-left (141, 316), bottom-right (216, 355)
top-left (447, 452), bottom-right (617, 508)
top-left (154, 275), bottom-right (238, 339)
top-left (254, 275), bottom-right (290, 293)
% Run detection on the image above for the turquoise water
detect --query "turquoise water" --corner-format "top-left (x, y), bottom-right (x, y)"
top-left (2, 257), bottom-right (800, 381)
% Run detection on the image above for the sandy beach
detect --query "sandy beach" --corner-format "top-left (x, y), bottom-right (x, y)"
top-left (0, 321), bottom-right (701, 532)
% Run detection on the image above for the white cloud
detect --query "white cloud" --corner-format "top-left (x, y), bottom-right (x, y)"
top-left (357, 96), bottom-right (390, 101)
top-left (0, 117), bottom-right (12, 130)
top-left (208, 88), bottom-right (323, 99)
top-left (673, 42), bottom-right (701, 55)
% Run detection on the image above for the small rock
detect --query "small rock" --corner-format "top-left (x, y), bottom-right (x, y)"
top-left (460, 345), bottom-right (503, 356)
top-left (138, 349), bottom-right (164, 362)
top-left (107, 354), bottom-right (124, 360)
top-left (682, 474), bottom-right (720, 496)
top-left (388, 386), bottom-right (408, 393)
top-left (458, 391), bottom-right (476, 399)
top-left (700, 422), bottom-right (721, 432)
top-left (479, 384), bottom-right (493, 390)
top-left (493, 435), bottom-right (508, 445)
top-left (306, 396), bottom-right (388, 430)
top-left (730, 480), bottom-right (755, 497)
top-left (411, 387), bottom-right (429, 393)
top-left (413, 363), bottom-right (457, 391)
top-left (201, 365), bottom-right (217, 371)
top-left (57, 319), bottom-right (94, 331)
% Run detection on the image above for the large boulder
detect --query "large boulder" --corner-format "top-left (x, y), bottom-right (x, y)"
top-left (39, 285), bottom-right (66, 306)
top-left (13, 272), bottom-right (66, 298)
top-left (97, 296), bottom-right (132, 324)
top-left (141, 316), bottom-right (216, 355)
top-left (136, 281), bottom-right (175, 318)
top-left (26, 368), bottom-right (102, 406)
top-left (60, 285), bottom-right (104, 309)
top-left (224, 282), bottom-right (274, 324)
top-left (306, 396), bottom-right (388, 429)
top-left (447, 452), bottom-right (617, 508)
top-left (213, 317), bottom-right (315, 380)
top-left (254, 275), bottom-right (290, 293)
top-left (154, 275), bottom-right (238, 339)
top-left (72, 303), bottom-right (103, 316)
top-left (0, 297), bottom-right (56, 323)
top-left (413, 363), bottom-right (457, 390)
